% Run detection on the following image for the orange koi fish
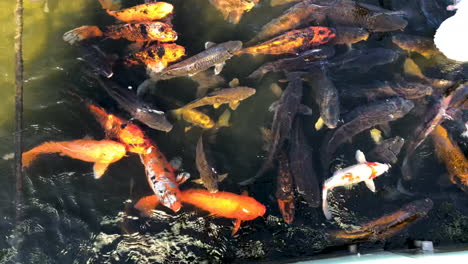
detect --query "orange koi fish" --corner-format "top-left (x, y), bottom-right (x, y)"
top-left (181, 189), bottom-right (266, 235)
top-left (87, 104), bottom-right (148, 154)
top-left (330, 199), bottom-right (433, 243)
top-left (241, 26), bottom-right (336, 56)
top-left (135, 189), bottom-right (266, 235)
top-left (209, 0), bottom-right (260, 24)
top-left (63, 22), bottom-right (177, 45)
top-left (106, 2), bottom-right (173, 23)
top-left (139, 142), bottom-right (183, 212)
top-left (432, 125), bottom-right (468, 193)
top-left (322, 150), bottom-right (390, 220)
top-left (125, 43), bottom-right (186, 73)
top-left (22, 139), bottom-right (126, 179)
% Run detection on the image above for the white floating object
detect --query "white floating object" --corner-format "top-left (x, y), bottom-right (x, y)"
top-left (434, 0), bottom-right (468, 62)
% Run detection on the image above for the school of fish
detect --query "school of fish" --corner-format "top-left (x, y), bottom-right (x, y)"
top-left (22, 0), bottom-right (468, 252)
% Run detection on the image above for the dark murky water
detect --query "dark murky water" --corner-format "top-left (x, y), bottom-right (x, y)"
top-left (1, 0), bottom-right (468, 263)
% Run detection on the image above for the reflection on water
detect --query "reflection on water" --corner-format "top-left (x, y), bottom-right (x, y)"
top-left (1, 0), bottom-right (468, 263)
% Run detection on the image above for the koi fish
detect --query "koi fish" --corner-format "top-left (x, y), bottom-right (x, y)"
top-left (326, 48), bottom-right (401, 73)
top-left (63, 22), bottom-right (177, 44)
top-left (181, 189), bottom-right (266, 235)
top-left (194, 135), bottom-right (227, 193)
top-left (125, 43), bottom-right (186, 74)
top-left (178, 87), bottom-right (256, 111)
top-left (139, 143), bottom-right (183, 212)
top-left (89, 76), bottom-right (173, 132)
top-left (330, 198), bottom-right (433, 243)
top-left (209, 0), bottom-right (259, 24)
top-left (247, 47), bottom-right (335, 81)
top-left (240, 72), bottom-right (311, 186)
top-left (305, 66), bottom-right (340, 130)
top-left (289, 117), bottom-right (320, 207)
top-left (106, 2), bottom-right (173, 23)
top-left (341, 80), bottom-right (433, 101)
top-left (22, 139), bottom-right (126, 179)
top-left (150, 41), bottom-right (242, 81)
top-left (276, 150), bottom-right (295, 224)
top-left (241, 27), bottom-right (336, 56)
top-left (248, 0), bottom-right (325, 44)
top-left (87, 104), bottom-right (149, 154)
top-left (78, 44), bottom-right (115, 78)
top-left (331, 26), bottom-right (369, 48)
top-left (322, 150), bottom-right (391, 220)
top-left (392, 34), bottom-right (441, 58)
top-left (431, 125), bottom-right (468, 193)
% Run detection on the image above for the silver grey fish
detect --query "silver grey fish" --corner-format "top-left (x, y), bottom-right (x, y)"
top-left (369, 136), bottom-right (405, 164)
top-left (150, 41), bottom-right (242, 81)
top-left (194, 135), bottom-right (226, 193)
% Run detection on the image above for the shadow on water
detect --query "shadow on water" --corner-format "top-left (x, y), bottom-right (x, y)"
top-left (1, 0), bottom-right (468, 263)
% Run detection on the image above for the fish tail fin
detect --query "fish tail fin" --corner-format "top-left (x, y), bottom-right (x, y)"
top-left (134, 195), bottom-right (160, 217)
top-left (322, 188), bottom-right (332, 220)
top-left (98, 0), bottom-right (121, 10)
top-left (22, 142), bottom-right (61, 168)
top-left (63, 26), bottom-right (103, 45)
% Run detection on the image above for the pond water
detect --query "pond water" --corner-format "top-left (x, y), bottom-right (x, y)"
top-left (1, 0), bottom-right (468, 263)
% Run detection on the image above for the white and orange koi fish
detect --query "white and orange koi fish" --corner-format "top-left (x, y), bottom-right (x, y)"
top-left (322, 150), bottom-right (390, 220)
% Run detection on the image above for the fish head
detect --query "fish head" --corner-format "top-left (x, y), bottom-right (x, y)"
top-left (369, 162), bottom-right (391, 177)
top-left (403, 198), bottom-right (433, 216)
top-left (277, 199), bottom-right (295, 224)
top-left (135, 108), bottom-right (173, 132)
top-left (235, 87), bottom-right (257, 100)
top-left (310, 26), bottom-right (336, 45)
top-left (237, 196), bottom-right (266, 220)
top-left (369, 14), bottom-right (408, 32)
top-left (153, 179), bottom-right (182, 212)
top-left (223, 41), bottom-right (243, 55)
top-left (240, 0), bottom-right (259, 12)
top-left (392, 97), bottom-right (415, 118)
top-left (118, 123), bottom-right (146, 146)
top-left (98, 141), bottom-right (127, 163)
top-left (147, 22), bottom-right (178, 42)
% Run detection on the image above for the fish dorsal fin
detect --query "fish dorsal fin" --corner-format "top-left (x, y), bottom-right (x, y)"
top-left (205, 41), bottom-right (216, 49)
top-left (93, 162), bottom-right (110, 179)
top-left (218, 173), bottom-right (228, 182)
top-left (364, 179), bottom-right (376, 192)
top-left (355, 150), bottom-right (366, 163)
top-left (229, 78), bottom-right (239, 87)
top-left (192, 178), bottom-right (204, 184)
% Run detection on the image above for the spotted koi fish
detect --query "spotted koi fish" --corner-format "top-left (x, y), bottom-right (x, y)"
top-left (139, 141), bottom-right (185, 212)
top-left (322, 150), bottom-right (390, 220)
top-left (63, 22), bottom-right (177, 45)
top-left (241, 26), bottom-right (336, 56)
top-left (106, 2), bottom-right (173, 23)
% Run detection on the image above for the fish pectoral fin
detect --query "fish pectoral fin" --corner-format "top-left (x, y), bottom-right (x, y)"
top-left (214, 63), bottom-right (225, 75)
top-left (218, 173), bottom-right (228, 182)
top-left (216, 109), bottom-right (231, 128)
top-left (135, 195), bottom-right (160, 217)
top-left (355, 150), bottom-right (367, 163)
top-left (229, 101), bottom-right (240, 110)
top-left (184, 126), bottom-right (193, 133)
top-left (192, 178), bottom-right (204, 185)
top-left (364, 179), bottom-right (376, 192)
top-left (232, 219), bottom-right (242, 236)
top-left (213, 103), bottom-right (222, 109)
top-left (315, 117), bottom-right (324, 131)
top-left (170, 156), bottom-right (183, 171)
top-left (93, 162), bottom-right (110, 179)
top-left (298, 104), bottom-right (313, 115)
top-left (228, 78), bottom-right (240, 88)
top-left (205, 41), bottom-right (216, 49)
top-left (370, 128), bottom-right (382, 144)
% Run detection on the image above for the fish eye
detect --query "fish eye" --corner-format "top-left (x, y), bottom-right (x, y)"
top-left (121, 123), bottom-right (127, 129)
top-left (318, 30), bottom-right (326, 35)
top-left (158, 26), bottom-right (166, 33)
